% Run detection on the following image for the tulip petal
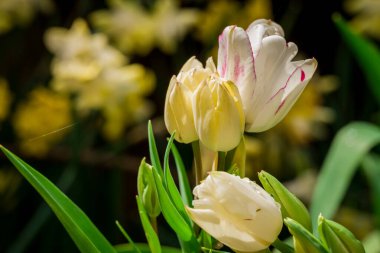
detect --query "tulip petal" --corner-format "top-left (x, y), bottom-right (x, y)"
top-left (180, 56), bottom-right (203, 72)
top-left (186, 207), bottom-right (267, 252)
top-left (217, 26), bottom-right (256, 114)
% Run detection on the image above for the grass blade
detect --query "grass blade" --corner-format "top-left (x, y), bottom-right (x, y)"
top-left (148, 120), bottom-right (163, 177)
top-left (115, 220), bottom-right (142, 253)
top-left (171, 143), bottom-right (193, 207)
top-left (333, 14), bottom-right (380, 104)
top-left (0, 145), bottom-right (116, 253)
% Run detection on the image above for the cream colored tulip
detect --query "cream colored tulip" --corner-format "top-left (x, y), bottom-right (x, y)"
top-left (218, 19), bottom-right (317, 132)
top-left (186, 171), bottom-right (283, 252)
top-left (164, 57), bottom-right (218, 143)
top-left (193, 76), bottom-right (244, 152)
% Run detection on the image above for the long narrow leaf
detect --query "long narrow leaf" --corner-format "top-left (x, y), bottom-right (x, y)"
top-left (151, 168), bottom-right (193, 242)
top-left (0, 145), bottom-right (116, 253)
top-left (310, 122), bottom-right (380, 231)
top-left (171, 143), bottom-right (193, 207)
top-left (136, 196), bottom-right (161, 253)
top-left (114, 243), bottom-right (182, 253)
top-left (163, 135), bottom-right (192, 226)
top-left (362, 154), bottom-right (380, 226)
top-left (148, 120), bottom-right (163, 177)
top-left (115, 220), bottom-right (142, 253)
top-left (333, 14), bottom-right (380, 104)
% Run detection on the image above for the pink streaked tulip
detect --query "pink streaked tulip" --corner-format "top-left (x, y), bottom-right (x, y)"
top-left (218, 19), bottom-right (318, 132)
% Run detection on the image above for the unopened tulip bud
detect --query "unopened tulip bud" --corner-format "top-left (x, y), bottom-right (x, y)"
top-left (186, 171), bottom-right (282, 252)
top-left (318, 215), bottom-right (365, 253)
top-left (193, 77), bottom-right (244, 152)
top-left (137, 158), bottom-right (160, 218)
top-left (284, 218), bottom-right (328, 253)
top-left (164, 56), bottom-right (215, 143)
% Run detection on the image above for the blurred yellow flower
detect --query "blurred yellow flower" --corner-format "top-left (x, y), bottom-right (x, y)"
top-left (345, 0), bottom-right (380, 40)
top-left (90, 0), bottom-right (199, 55)
top-left (12, 87), bottom-right (72, 157)
top-left (0, 0), bottom-right (53, 33)
top-left (0, 78), bottom-right (12, 122)
top-left (45, 19), bottom-right (155, 140)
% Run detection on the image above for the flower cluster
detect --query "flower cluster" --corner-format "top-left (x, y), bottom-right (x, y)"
top-left (165, 19), bottom-right (317, 152)
top-left (45, 19), bottom-right (155, 140)
top-left (91, 0), bottom-right (199, 55)
top-left (163, 18), bottom-right (319, 252)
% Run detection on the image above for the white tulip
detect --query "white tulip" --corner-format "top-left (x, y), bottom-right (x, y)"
top-left (217, 19), bottom-right (318, 132)
top-left (186, 171), bottom-right (283, 252)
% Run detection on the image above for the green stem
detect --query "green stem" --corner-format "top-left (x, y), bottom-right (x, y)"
top-left (150, 216), bottom-right (158, 234)
top-left (192, 141), bottom-right (202, 185)
top-left (217, 152), bottom-right (226, 171)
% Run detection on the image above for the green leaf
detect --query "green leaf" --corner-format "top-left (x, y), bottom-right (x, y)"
top-left (163, 135), bottom-right (193, 227)
top-left (151, 168), bottom-right (193, 242)
top-left (136, 196), bottom-right (161, 253)
top-left (171, 142), bottom-right (193, 207)
top-left (272, 239), bottom-right (295, 253)
top-left (310, 122), bottom-right (380, 231)
top-left (200, 247), bottom-right (230, 253)
top-left (259, 171), bottom-right (312, 231)
top-left (318, 215), bottom-right (365, 253)
top-left (361, 154), bottom-right (380, 226)
top-left (0, 145), bottom-right (116, 253)
top-left (285, 218), bottom-right (329, 253)
top-left (333, 14), bottom-right (380, 104)
top-left (114, 243), bottom-right (182, 253)
top-left (148, 120), bottom-right (163, 177)
top-left (115, 220), bottom-right (142, 253)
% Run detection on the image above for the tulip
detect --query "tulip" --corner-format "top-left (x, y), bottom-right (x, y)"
top-left (217, 19), bottom-right (318, 132)
top-left (193, 76), bottom-right (244, 152)
top-left (164, 56), bottom-right (215, 143)
top-left (186, 171), bottom-right (282, 252)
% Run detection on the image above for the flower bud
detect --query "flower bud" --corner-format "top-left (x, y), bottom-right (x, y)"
top-left (318, 215), bottom-right (365, 253)
top-left (164, 56), bottom-right (215, 143)
top-left (137, 158), bottom-right (160, 218)
top-left (193, 76), bottom-right (244, 152)
top-left (284, 218), bottom-right (328, 253)
top-left (186, 171), bottom-right (282, 252)
top-left (258, 170), bottom-right (312, 231)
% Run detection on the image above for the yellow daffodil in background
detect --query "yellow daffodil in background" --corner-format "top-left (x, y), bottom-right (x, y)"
top-left (0, 78), bottom-right (12, 122)
top-left (12, 87), bottom-right (72, 157)
top-left (45, 19), bottom-right (155, 140)
top-left (186, 171), bottom-right (282, 252)
top-left (345, 0), bottom-right (380, 40)
top-left (0, 0), bottom-right (53, 34)
top-left (91, 0), bottom-right (199, 55)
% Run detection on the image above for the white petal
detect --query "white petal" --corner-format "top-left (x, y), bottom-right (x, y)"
top-left (217, 26), bottom-right (256, 115)
top-left (180, 56), bottom-right (202, 72)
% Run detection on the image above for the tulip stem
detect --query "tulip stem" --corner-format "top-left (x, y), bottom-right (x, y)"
top-left (150, 216), bottom-right (158, 234)
top-left (192, 141), bottom-right (202, 185)
top-left (217, 151), bottom-right (226, 171)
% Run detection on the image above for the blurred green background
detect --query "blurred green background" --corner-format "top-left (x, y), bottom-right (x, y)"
top-left (0, 0), bottom-right (379, 252)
